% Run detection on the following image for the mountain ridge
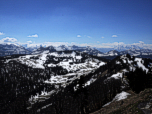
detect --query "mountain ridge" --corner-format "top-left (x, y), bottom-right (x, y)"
top-left (1, 44), bottom-right (152, 62)
top-left (1, 50), bottom-right (152, 113)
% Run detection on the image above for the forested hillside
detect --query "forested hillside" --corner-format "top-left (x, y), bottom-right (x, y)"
top-left (0, 53), bottom-right (152, 113)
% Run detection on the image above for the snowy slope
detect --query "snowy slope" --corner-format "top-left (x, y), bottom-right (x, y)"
top-left (103, 54), bottom-right (152, 92)
top-left (116, 54), bottom-right (150, 73)
top-left (5, 51), bottom-right (105, 72)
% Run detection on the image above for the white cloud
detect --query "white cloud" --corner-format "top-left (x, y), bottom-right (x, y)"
top-left (100, 42), bottom-right (125, 48)
top-left (139, 41), bottom-right (144, 44)
top-left (0, 37), bottom-right (17, 43)
top-left (0, 32), bottom-right (4, 35)
top-left (27, 41), bottom-right (32, 43)
top-left (27, 34), bottom-right (38, 38)
top-left (97, 41), bottom-right (100, 43)
top-left (101, 36), bottom-right (104, 38)
top-left (87, 36), bottom-right (92, 38)
top-left (133, 41), bottom-right (145, 46)
top-left (77, 35), bottom-right (81, 38)
top-left (112, 35), bottom-right (118, 37)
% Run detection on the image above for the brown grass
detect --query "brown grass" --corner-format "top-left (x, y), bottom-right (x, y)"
top-left (90, 88), bottom-right (152, 114)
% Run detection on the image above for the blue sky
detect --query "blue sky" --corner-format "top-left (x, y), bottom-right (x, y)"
top-left (0, 0), bottom-right (152, 46)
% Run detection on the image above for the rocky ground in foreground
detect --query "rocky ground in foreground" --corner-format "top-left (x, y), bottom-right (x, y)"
top-left (91, 88), bottom-right (152, 114)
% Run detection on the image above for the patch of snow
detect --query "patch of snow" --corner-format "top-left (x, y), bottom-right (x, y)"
top-left (135, 58), bottom-right (149, 73)
top-left (76, 55), bottom-right (82, 59)
top-left (122, 59), bottom-right (126, 63)
top-left (122, 69), bottom-right (128, 72)
top-left (142, 53), bottom-right (148, 55)
top-left (107, 73), bottom-right (123, 80)
top-left (129, 66), bottom-right (136, 71)
top-left (116, 61), bottom-right (121, 64)
top-left (133, 53), bottom-right (140, 56)
top-left (127, 59), bottom-right (133, 64)
top-left (114, 91), bottom-right (131, 101)
top-left (102, 91), bottom-right (131, 107)
top-left (85, 78), bottom-right (97, 86)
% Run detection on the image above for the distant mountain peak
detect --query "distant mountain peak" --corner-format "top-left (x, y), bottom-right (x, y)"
top-left (113, 44), bottom-right (142, 51)
top-left (0, 43), bottom-right (31, 56)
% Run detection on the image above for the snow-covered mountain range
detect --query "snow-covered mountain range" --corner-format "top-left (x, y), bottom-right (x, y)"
top-left (113, 44), bottom-right (143, 51)
top-left (32, 45), bottom-right (104, 56)
top-left (120, 48), bottom-right (152, 56)
top-left (0, 43), bottom-right (31, 56)
top-left (97, 43), bottom-right (149, 52)
top-left (32, 45), bottom-right (152, 58)
top-left (1, 43), bottom-right (152, 59)
top-left (97, 49), bottom-right (152, 57)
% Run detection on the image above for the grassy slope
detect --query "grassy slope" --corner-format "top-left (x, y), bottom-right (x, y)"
top-left (91, 88), bottom-right (152, 114)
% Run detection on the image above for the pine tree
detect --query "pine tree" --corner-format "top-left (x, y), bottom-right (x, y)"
top-left (74, 76), bottom-right (89, 114)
